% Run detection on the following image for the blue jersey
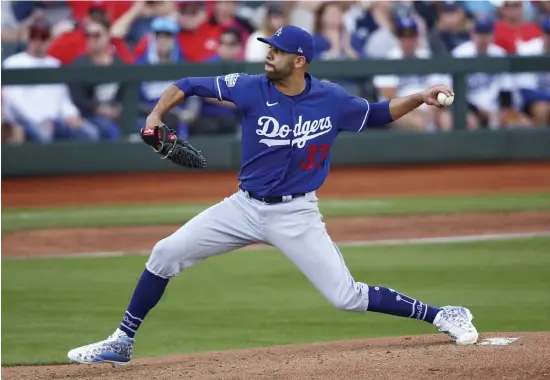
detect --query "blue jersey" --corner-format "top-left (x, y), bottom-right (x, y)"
top-left (176, 73), bottom-right (372, 197)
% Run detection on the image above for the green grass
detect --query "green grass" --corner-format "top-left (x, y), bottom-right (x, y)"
top-left (3, 193), bottom-right (550, 233)
top-left (2, 237), bottom-right (549, 366)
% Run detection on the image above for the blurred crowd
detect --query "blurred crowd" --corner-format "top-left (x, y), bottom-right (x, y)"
top-left (1, 0), bottom-right (550, 144)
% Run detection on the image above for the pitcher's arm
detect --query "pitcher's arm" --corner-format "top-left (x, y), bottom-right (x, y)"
top-left (366, 85), bottom-right (453, 127)
top-left (146, 86), bottom-right (185, 127)
top-left (146, 76), bottom-right (240, 127)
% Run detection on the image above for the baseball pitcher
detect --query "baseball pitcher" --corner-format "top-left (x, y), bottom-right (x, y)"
top-left (68, 25), bottom-right (478, 366)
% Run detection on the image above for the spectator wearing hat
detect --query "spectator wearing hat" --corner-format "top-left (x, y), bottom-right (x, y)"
top-left (135, 17), bottom-right (184, 63)
top-left (374, 17), bottom-right (451, 131)
top-left (312, 2), bottom-right (364, 61)
top-left (48, 5), bottom-right (133, 64)
top-left (494, 0), bottom-right (542, 54)
top-left (136, 17), bottom-right (195, 139)
top-left (360, 1), bottom-right (429, 60)
top-left (134, 1), bottom-right (222, 62)
top-left (2, 19), bottom-right (100, 143)
top-left (516, 16), bottom-right (550, 125)
top-left (429, 1), bottom-right (471, 56)
top-left (452, 17), bottom-right (532, 129)
top-left (245, 3), bottom-right (288, 62)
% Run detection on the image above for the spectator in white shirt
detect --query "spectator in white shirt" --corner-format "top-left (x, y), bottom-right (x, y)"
top-left (452, 17), bottom-right (532, 129)
top-left (516, 16), bottom-right (550, 126)
top-left (245, 3), bottom-right (287, 62)
top-left (2, 19), bottom-right (100, 143)
top-left (374, 17), bottom-right (451, 131)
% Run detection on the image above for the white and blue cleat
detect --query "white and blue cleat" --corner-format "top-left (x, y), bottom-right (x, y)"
top-left (68, 328), bottom-right (134, 366)
top-left (433, 306), bottom-right (479, 345)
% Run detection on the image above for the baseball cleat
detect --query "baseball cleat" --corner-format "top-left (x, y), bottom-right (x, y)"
top-left (67, 328), bottom-right (134, 366)
top-left (433, 306), bottom-right (479, 345)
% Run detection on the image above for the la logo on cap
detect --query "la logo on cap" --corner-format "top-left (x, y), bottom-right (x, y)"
top-left (275, 27), bottom-right (283, 36)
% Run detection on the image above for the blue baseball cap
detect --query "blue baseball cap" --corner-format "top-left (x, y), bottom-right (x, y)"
top-left (541, 16), bottom-right (550, 34)
top-left (474, 17), bottom-right (494, 34)
top-left (151, 17), bottom-right (179, 34)
top-left (257, 25), bottom-right (314, 63)
top-left (395, 17), bottom-right (418, 37)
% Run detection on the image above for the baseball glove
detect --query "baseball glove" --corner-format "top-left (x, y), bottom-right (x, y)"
top-left (141, 125), bottom-right (206, 169)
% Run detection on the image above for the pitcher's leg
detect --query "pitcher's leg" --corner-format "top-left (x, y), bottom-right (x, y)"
top-left (274, 230), bottom-right (439, 321)
top-left (125, 194), bottom-right (261, 337)
top-left (146, 196), bottom-right (260, 278)
top-left (267, 200), bottom-right (440, 316)
top-left (267, 204), bottom-right (370, 311)
top-left (267, 199), bottom-right (477, 344)
top-left (68, 193), bottom-right (262, 364)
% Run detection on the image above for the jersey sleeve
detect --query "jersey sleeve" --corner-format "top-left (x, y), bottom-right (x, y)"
top-left (213, 73), bottom-right (250, 104)
top-left (334, 86), bottom-right (371, 133)
top-left (174, 73), bottom-right (255, 111)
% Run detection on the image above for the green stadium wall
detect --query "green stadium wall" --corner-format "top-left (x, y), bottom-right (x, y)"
top-left (2, 57), bottom-right (549, 176)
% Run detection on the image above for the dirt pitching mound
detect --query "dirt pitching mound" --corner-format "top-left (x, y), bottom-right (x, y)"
top-left (3, 332), bottom-right (548, 380)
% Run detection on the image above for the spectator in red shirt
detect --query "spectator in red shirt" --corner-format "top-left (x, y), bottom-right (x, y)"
top-left (494, 0), bottom-right (542, 54)
top-left (134, 1), bottom-right (222, 62)
top-left (48, 6), bottom-right (134, 65)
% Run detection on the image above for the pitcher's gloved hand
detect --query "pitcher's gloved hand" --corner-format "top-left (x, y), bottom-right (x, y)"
top-left (140, 125), bottom-right (206, 169)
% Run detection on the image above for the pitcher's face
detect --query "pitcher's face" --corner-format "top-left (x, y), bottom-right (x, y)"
top-left (265, 45), bottom-right (301, 81)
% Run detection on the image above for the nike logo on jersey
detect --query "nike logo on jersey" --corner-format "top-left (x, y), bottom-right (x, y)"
top-left (266, 101), bottom-right (278, 107)
top-left (256, 115), bottom-right (333, 148)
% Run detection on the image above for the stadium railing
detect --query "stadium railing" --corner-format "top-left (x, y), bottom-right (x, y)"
top-left (3, 55), bottom-right (549, 133)
top-left (2, 56), bottom-right (549, 176)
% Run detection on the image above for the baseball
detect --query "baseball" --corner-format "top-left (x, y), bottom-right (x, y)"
top-left (437, 92), bottom-right (454, 106)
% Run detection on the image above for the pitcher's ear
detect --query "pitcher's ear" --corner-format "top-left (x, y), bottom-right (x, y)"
top-left (294, 55), bottom-right (307, 69)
